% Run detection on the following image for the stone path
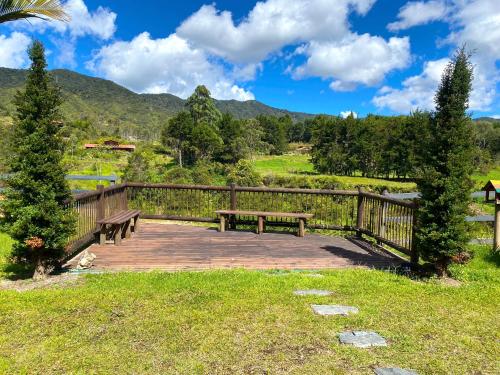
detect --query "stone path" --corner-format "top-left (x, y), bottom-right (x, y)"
top-left (311, 304), bottom-right (359, 316)
top-left (338, 331), bottom-right (388, 348)
top-left (374, 368), bottom-right (418, 375)
top-left (296, 279), bottom-right (418, 373)
top-left (294, 289), bottom-right (332, 296)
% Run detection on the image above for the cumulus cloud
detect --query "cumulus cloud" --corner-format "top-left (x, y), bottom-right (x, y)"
top-left (387, 0), bottom-right (448, 31)
top-left (6, 0), bottom-right (116, 67)
top-left (379, 0), bottom-right (500, 113)
top-left (293, 34), bottom-right (411, 90)
top-left (0, 32), bottom-right (31, 68)
top-left (177, 0), bottom-right (376, 64)
top-left (372, 58), bottom-right (496, 112)
top-left (9, 0), bottom-right (116, 40)
top-left (340, 111), bottom-right (358, 118)
top-left (88, 32), bottom-right (254, 101)
top-left (373, 59), bottom-right (448, 112)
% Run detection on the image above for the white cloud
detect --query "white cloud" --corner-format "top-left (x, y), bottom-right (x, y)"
top-left (491, 115), bottom-right (500, 119)
top-left (0, 32), bottom-right (31, 68)
top-left (340, 111), bottom-right (358, 118)
top-left (88, 32), bottom-right (254, 101)
top-left (293, 34), bottom-right (411, 90)
top-left (177, 0), bottom-right (376, 64)
top-left (373, 59), bottom-right (448, 112)
top-left (372, 58), bottom-right (496, 112)
top-left (9, 0), bottom-right (116, 40)
top-left (6, 0), bottom-right (117, 68)
top-left (379, 0), bottom-right (500, 114)
top-left (387, 0), bottom-right (448, 31)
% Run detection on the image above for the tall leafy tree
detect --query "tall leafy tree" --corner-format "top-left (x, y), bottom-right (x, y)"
top-left (0, 0), bottom-right (68, 23)
top-left (1, 41), bottom-right (75, 279)
top-left (162, 111), bottom-right (195, 168)
top-left (185, 85), bottom-right (222, 126)
top-left (415, 48), bottom-right (475, 276)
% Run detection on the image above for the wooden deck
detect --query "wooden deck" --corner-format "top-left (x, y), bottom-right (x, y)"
top-left (68, 223), bottom-right (402, 271)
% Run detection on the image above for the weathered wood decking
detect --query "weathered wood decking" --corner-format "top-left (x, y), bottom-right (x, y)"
top-left (69, 223), bottom-right (402, 271)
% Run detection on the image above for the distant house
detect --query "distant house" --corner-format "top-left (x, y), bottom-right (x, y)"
top-left (85, 140), bottom-right (136, 152)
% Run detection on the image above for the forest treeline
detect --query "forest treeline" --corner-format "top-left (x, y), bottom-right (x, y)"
top-left (159, 85), bottom-right (500, 180)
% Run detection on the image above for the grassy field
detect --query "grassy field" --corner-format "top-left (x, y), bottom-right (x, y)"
top-left (0, 232), bottom-right (498, 374)
top-left (472, 166), bottom-right (500, 189)
top-left (251, 154), bottom-right (417, 192)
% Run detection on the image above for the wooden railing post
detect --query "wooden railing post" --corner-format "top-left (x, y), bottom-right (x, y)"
top-left (410, 207), bottom-right (419, 267)
top-left (378, 189), bottom-right (389, 243)
top-left (356, 187), bottom-right (364, 237)
top-left (494, 196), bottom-right (500, 252)
top-left (230, 183), bottom-right (237, 229)
top-left (96, 184), bottom-right (105, 228)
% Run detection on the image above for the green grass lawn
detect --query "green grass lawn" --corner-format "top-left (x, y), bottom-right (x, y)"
top-left (251, 154), bottom-right (417, 192)
top-left (0, 232), bottom-right (498, 374)
top-left (472, 166), bottom-right (500, 188)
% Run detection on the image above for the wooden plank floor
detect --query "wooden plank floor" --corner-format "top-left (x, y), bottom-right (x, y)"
top-left (69, 223), bottom-right (402, 271)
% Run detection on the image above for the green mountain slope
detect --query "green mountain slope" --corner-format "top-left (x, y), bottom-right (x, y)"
top-left (0, 67), bottom-right (313, 140)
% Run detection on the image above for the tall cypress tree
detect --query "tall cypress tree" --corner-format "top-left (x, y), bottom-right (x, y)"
top-left (1, 41), bottom-right (74, 280)
top-left (415, 48), bottom-right (475, 276)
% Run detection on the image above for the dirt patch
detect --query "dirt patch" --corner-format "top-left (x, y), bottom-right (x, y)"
top-left (438, 277), bottom-right (463, 287)
top-left (0, 273), bottom-right (83, 292)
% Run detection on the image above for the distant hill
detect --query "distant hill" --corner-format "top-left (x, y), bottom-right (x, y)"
top-left (0, 67), bottom-right (314, 140)
top-left (475, 117), bottom-right (500, 124)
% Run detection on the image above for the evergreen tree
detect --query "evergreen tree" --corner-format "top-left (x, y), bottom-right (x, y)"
top-left (0, 41), bottom-right (75, 279)
top-left (415, 48), bottom-right (475, 276)
top-left (185, 85), bottom-right (222, 126)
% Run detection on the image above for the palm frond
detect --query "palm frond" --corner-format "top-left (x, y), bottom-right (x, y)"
top-left (0, 0), bottom-right (69, 24)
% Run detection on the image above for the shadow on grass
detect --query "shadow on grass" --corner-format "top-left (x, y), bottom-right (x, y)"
top-left (1, 262), bottom-right (33, 281)
top-left (484, 251), bottom-right (500, 267)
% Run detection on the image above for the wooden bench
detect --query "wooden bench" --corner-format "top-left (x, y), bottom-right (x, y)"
top-left (97, 210), bottom-right (141, 245)
top-left (215, 210), bottom-right (314, 237)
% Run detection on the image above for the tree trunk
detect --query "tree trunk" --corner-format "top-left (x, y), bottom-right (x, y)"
top-left (435, 257), bottom-right (450, 277)
top-left (32, 255), bottom-right (51, 281)
top-left (178, 149), bottom-right (183, 168)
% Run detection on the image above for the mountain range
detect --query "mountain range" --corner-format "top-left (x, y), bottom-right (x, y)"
top-left (0, 67), bottom-right (313, 137)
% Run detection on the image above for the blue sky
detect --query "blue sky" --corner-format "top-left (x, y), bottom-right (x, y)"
top-left (0, 0), bottom-right (499, 118)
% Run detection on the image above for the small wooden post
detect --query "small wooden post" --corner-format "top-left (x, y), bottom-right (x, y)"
top-left (356, 187), bottom-right (365, 237)
top-left (219, 215), bottom-right (226, 233)
top-left (133, 215), bottom-right (140, 234)
top-left (114, 225), bottom-right (122, 245)
top-left (230, 183), bottom-right (237, 229)
top-left (494, 196), bottom-right (500, 252)
top-left (99, 224), bottom-right (107, 245)
top-left (258, 216), bottom-right (265, 234)
top-left (298, 218), bottom-right (305, 237)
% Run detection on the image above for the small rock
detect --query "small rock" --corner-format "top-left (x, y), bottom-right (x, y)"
top-left (294, 290), bottom-right (333, 296)
top-left (374, 368), bottom-right (418, 375)
top-left (77, 250), bottom-right (96, 269)
top-left (312, 305), bottom-right (358, 316)
top-left (338, 331), bottom-right (387, 348)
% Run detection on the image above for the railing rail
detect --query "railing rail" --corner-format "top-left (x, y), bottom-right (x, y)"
top-left (65, 183), bottom-right (419, 262)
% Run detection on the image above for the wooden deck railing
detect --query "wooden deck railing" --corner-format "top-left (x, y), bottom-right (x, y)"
top-left (66, 183), bottom-right (419, 262)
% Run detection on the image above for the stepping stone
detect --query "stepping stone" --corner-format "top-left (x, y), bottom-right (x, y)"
top-left (311, 305), bottom-right (359, 316)
top-left (304, 273), bottom-right (324, 278)
top-left (338, 331), bottom-right (387, 348)
top-left (294, 289), bottom-right (332, 296)
top-left (374, 368), bottom-right (418, 375)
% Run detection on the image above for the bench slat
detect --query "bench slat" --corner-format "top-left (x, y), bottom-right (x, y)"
top-left (215, 210), bottom-right (313, 219)
top-left (98, 210), bottom-right (140, 225)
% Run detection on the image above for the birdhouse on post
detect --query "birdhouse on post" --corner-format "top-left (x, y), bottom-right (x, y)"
top-left (482, 180), bottom-right (500, 251)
